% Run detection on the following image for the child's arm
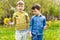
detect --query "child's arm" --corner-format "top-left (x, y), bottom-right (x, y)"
top-left (29, 17), bottom-right (34, 37)
top-left (43, 17), bottom-right (47, 30)
top-left (12, 13), bottom-right (16, 25)
top-left (44, 26), bottom-right (47, 31)
top-left (25, 13), bottom-right (30, 29)
top-left (29, 17), bottom-right (34, 32)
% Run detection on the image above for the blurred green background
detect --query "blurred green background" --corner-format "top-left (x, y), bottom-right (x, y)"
top-left (0, 0), bottom-right (60, 20)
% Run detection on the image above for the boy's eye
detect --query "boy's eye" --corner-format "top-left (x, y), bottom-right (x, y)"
top-left (32, 10), bottom-right (37, 12)
top-left (21, 6), bottom-right (23, 7)
top-left (34, 11), bottom-right (36, 12)
top-left (18, 6), bottom-right (20, 7)
top-left (33, 11), bottom-right (36, 12)
top-left (18, 5), bottom-right (23, 7)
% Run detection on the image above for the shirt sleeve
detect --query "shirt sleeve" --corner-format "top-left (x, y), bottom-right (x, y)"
top-left (25, 13), bottom-right (30, 29)
top-left (12, 13), bottom-right (16, 25)
top-left (29, 17), bottom-right (34, 31)
top-left (43, 17), bottom-right (46, 28)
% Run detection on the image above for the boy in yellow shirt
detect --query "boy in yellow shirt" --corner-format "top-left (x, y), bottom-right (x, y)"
top-left (13, 1), bottom-right (30, 40)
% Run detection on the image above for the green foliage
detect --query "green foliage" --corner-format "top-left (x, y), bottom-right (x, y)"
top-left (44, 20), bottom-right (60, 40)
top-left (47, 20), bottom-right (60, 30)
top-left (0, 26), bottom-right (15, 40)
top-left (0, 0), bottom-right (60, 18)
top-left (44, 28), bottom-right (60, 40)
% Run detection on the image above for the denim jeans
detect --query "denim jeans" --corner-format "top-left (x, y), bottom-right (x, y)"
top-left (32, 34), bottom-right (43, 40)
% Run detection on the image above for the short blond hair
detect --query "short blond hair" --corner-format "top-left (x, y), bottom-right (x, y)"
top-left (16, 1), bottom-right (24, 5)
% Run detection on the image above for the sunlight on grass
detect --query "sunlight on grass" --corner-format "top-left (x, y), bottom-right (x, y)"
top-left (0, 23), bottom-right (60, 40)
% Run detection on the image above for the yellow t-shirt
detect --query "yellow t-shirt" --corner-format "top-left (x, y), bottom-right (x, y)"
top-left (13, 11), bottom-right (30, 30)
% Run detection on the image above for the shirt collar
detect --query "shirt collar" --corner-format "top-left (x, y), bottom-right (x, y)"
top-left (35, 13), bottom-right (42, 17)
top-left (18, 11), bottom-right (24, 13)
top-left (38, 13), bottom-right (42, 17)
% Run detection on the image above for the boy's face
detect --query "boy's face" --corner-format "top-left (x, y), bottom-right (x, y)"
top-left (32, 9), bottom-right (40, 15)
top-left (17, 4), bottom-right (24, 12)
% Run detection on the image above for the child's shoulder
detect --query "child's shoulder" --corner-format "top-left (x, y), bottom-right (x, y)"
top-left (31, 15), bottom-right (35, 19)
top-left (42, 15), bottom-right (46, 19)
top-left (13, 11), bottom-right (18, 15)
top-left (24, 11), bottom-right (29, 16)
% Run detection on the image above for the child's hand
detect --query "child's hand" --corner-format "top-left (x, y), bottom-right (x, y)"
top-left (44, 26), bottom-right (47, 31)
top-left (28, 31), bottom-right (32, 37)
top-left (30, 32), bottom-right (32, 37)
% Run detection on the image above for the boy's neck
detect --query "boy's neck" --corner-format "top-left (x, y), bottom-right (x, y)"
top-left (18, 11), bottom-right (24, 13)
top-left (38, 13), bottom-right (41, 16)
top-left (36, 12), bottom-right (41, 16)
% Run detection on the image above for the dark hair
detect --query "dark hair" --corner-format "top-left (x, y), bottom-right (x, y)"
top-left (32, 4), bottom-right (41, 10)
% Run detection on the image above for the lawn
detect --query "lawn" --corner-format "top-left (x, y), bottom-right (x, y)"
top-left (0, 23), bottom-right (60, 40)
top-left (0, 26), bottom-right (15, 40)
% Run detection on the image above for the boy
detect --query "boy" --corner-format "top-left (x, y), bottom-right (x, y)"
top-left (13, 1), bottom-right (30, 40)
top-left (29, 4), bottom-right (46, 40)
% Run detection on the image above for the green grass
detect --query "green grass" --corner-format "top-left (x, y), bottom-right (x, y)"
top-left (0, 26), bottom-right (15, 40)
top-left (44, 27), bottom-right (60, 40)
top-left (0, 25), bottom-right (60, 40)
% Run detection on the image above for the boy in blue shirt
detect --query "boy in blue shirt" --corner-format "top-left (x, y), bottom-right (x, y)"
top-left (29, 4), bottom-right (46, 40)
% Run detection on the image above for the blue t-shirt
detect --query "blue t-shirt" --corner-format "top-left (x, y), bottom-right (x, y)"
top-left (30, 15), bottom-right (46, 35)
